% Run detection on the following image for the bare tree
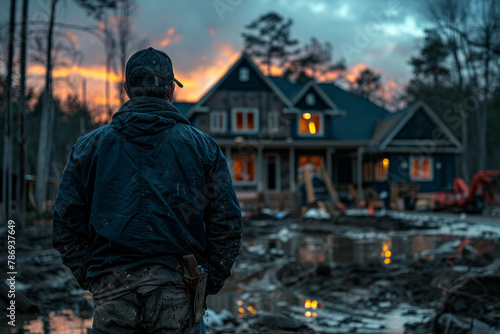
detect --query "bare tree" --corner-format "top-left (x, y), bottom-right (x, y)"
top-left (113, 0), bottom-right (133, 105)
top-left (35, 0), bottom-right (58, 215)
top-left (242, 12), bottom-right (300, 75)
top-left (74, 0), bottom-right (119, 119)
top-left (473, 0), bottom-right (500, 171)
top-left (16, 0), bottom-right (29, 227)
top-left (100, 15), bottom-right (117, 120)
top-left (426, 0), bottom-right (470, 180)
top-left (2, 0), bottom-right (16, 224)
top-left (425, 0), bottom-right (500, 174)
top-left (289, 37), bottom-right (345, 81)
top-left (350, 68), bottom-right (382, 102)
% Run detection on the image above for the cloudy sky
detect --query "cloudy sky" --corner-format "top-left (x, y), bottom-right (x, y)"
top-left (1, 0), bottom-right (432, 116)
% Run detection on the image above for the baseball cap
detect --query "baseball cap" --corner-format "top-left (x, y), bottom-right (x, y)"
top-left (125, 47), bottom-right (183, 88)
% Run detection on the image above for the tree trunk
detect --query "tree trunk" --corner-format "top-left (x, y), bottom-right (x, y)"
top-left (2, 0), bottom-right (16, 224)
top-left (116, 0), bottom-right (131, 105)
top-left (477, 14), bottom-right (492, 171)
top-left (16, 0), bottom-right (28, 228)
top-left (450, 40), bottom-right (469, 181)
top-left (106, 52), bottom-right (111, 119)
top-left (35, 0), bottom-right (57, 215)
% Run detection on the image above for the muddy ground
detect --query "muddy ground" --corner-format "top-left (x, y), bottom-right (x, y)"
top-left (1, 211), bottom-right (499, 333)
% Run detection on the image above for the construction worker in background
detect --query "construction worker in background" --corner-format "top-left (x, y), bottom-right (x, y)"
top-left (52, 47), bottom-right (242, 333)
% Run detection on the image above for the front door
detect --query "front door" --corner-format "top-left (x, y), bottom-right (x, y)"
top-left (265, 154), bottom-right (279, 191)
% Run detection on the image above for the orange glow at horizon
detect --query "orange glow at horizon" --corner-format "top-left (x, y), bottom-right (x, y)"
top-left (257, 64), bottom-right (284, 77)
top-left (25, 42), bottom-right (240, 108)
top-left (173, 43), bottom-right (240, 102)
top-left (318, 70), bottom-right (343, 82)
top-left (345, 63), bottom-right (370, 83)
top-left (28, 64), bottom-right (122, 83)
top-left (25, 44), bottom-right (400, 119)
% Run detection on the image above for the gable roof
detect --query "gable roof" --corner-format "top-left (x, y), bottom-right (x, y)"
top-left (373, 100), bottom-right (462, 150)
top-left (292, 81), bottom-right (340, 111)
top-left (318, 83), bottom-right (390, 140)
top-left (369, 107), bottom-right (410, 146)
top-left (268, 76), bottom-right (305, 100)
top-left (183, 52), bottom-right (458, 146)
top-left (188, 53), bottom-right (293, 118)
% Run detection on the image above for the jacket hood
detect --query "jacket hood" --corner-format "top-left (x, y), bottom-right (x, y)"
top-left (111, 96), bottom-right (190, 147)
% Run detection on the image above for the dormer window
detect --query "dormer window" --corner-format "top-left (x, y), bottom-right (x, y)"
top-left (298, 112), bottom-right (323, 136)
top-left (239, 67), bottom-right (250, 82)
top-left (305, 93), bottom-right (316, 106)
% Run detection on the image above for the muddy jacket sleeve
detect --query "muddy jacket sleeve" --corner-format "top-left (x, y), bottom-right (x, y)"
top-left (203, 145), bottom-right (242, 295)
top-left (52, 145), bottom-right (92, 290)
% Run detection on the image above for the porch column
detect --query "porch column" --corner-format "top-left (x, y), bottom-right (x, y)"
top-left (257, 146), bottom-right (264, 192)
top-left (326, 147), bottom-right (334, 180)
top-left (289, 146), bottom-right (296, 192)
top-left (356, 147), bottom-right (364, 201)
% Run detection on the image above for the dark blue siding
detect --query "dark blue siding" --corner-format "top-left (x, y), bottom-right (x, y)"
top-left (372, 154), bottom-right (456, 193)
top-left (395, 108), bottom-right (437, 140)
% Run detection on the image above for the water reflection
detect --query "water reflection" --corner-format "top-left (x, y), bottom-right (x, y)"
top-left (20, 309), bottom-right (92, 334)
top-left (209, 231), bottom-right (499, 322)
top-left (20, 229), bottom-right (499, 332)
top-left (248, 233), bottom-right (445, 265)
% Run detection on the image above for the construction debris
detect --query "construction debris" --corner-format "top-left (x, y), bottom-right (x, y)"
top-left (2, 212), bottom-right (499, 333)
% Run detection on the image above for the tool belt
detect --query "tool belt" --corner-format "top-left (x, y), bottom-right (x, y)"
top-left (182, 254), bottom-right (208, 324)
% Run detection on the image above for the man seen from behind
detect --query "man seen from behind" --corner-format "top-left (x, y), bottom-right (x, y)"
top-left (52, 47), bottom-right (242, 334)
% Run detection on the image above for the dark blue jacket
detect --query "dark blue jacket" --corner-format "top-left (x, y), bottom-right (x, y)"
top-left (52, 96), bottom-right (242, 295)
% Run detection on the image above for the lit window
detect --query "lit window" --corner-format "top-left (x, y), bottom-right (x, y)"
top-left (364, 161), bottom-right (373, 181)
top-left (233, 155), bottom-right (255, 182)
top-left (210, 111), bottom-right (227, 133)
top-left (299, 112), bottom-right (322, 136)
top-left (375, 158), bottom-right (389, 181)
top-left (239, 67), bottom-right (250, 82)
top-left (410, 157), bottom-right (433, 180)
top-left (268, 110), bottom-right (280, 133)
top-left (299, 156), bottom-right (322, 167)
top-left (305, 93), bottom-right (316, 106)
top-left (232, 108), bottom-right (259, 133)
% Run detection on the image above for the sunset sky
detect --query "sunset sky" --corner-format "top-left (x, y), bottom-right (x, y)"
top-left (0, 0), bottom-right (431, 116)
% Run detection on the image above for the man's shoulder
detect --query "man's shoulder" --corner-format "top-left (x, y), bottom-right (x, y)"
top-left (176, 123), bottom-right (220, 149)
top-left (73, 124), bottom-right (112, 153)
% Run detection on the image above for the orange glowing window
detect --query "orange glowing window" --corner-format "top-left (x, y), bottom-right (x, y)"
top-left (299, 113), bottom-right (322, 136)
top-left (299, 156), bottom-right (323, 167)
top-left (236, 112), bottom-right (243, 130)
top-left (375, 158), bottom-right (389, 181)
top-left (247, 112), bottom-right (254, 129)
top-left (364, 161), bottom-right (374, 181)
top-left (233, 108), bottom-right (258, 132)
top-left (410, 157), bottom-right (433, 180)
top-left (233, 155), bottom-right (255, 182)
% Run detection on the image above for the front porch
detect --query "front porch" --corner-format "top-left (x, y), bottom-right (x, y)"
top-left (217, 139), bottom-right (365, 209)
